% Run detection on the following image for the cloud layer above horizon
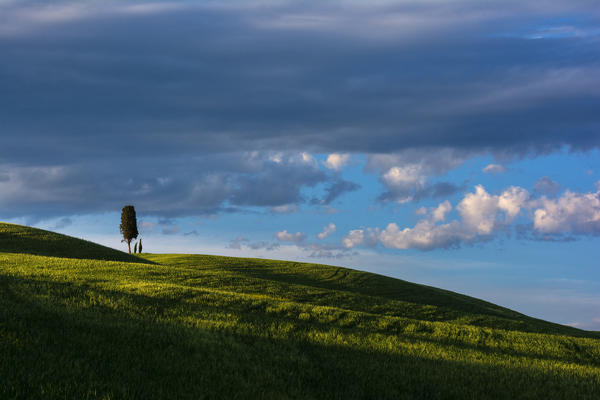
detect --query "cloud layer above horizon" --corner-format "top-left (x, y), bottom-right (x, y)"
top-left (1, 0), bottom-right (599, 245)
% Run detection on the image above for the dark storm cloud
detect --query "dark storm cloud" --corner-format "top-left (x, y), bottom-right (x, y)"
top-left (312, 179), bottom-right (361, 206)
top-left (0, 152), bottom-right (330, 219)
top-left (1, 1), bottom-right (599, 164)
top-left (230, 153), bottom-right (326, 206)
top-left (534, 177), bottom-right (562, 196)
top-left (379, 181), bottom-right (465, 203)
top-left (0, 0), bottom-right (599, 218)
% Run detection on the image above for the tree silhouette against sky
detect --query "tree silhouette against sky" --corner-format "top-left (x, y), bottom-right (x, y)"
top-left (120, 205), bottom-right (138, 254)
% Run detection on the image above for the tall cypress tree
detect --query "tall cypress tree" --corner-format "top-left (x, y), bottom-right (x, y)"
top-left (120, 205), bottom-right (139, 254)
top-left (138, 238), bottom-right (143, 253)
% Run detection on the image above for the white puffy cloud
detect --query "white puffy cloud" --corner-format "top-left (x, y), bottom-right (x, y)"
top-left (323, 153), bottom-right (351, 171)
top-left (532, 185), bottom-right (600, 235)
top-left (368, 149), bottom-right (469, 203)
top-left (380, 165), bottom-right (426, 203)
top-left (498, 186), bottom-right (530, 222)
top-left (458, 185), bottom-right (529, 235)
top-left (378, 220), bottom-right (463, 250)
top-left (317, 223), bottom-right (336, 239)
top-left (344, 185), bottom-right (533, 251)
top-left (300, 152), bottom-right (319, 168)
top-left (342, 229), bottom-right (364, 248)
top-left (276, 230), bottom-right (306, 243)
top-left (413, 201), bottom-right (452, 222)
top-left (432, 200), bottom-right (452, 222)
top-left (270, 204), bottom-right (299, 214)
top-left (341, 228), bottom-right (381, 249)
top-left (482, 164), bottom-right (508, 175)
top-left (343, 182), bottom-right (600, 251)
top-left (457, 186), bottom-right (504, 235)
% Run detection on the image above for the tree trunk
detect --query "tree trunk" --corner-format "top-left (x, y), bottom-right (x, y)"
top-left (127, 240), bottom-right (131, 254)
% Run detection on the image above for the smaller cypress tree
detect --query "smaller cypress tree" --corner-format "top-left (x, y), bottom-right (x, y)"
top-left (139, 238), bottom-right (143, 253)
top-left (134, 241), bottom-right (138, 254)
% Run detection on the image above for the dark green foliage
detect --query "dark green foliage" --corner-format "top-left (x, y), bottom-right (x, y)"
top-left (134, 241), bottom-right (138, 254)
top-left (139, 238), bottom-right (142, 253)
top-left (120, 205), bottom-right (139, 254)
top-left (1, 223), bottom-right (599, 399)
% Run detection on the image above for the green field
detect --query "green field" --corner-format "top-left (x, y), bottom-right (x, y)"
top-left (1, 222), bottom-right (599, 399)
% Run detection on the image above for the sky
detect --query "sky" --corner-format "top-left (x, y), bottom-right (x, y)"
top-left (1, 0), bottom-right (599, 329)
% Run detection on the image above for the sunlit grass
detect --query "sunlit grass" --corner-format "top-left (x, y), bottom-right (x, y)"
top-left (1, 223), bottom-right (599, 399)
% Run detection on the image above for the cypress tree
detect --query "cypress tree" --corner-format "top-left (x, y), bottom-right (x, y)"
top-left (120, 205), bottom-right (139, 254)
top-left (134, 241), bottom-right (138, 254)
top-left (138, 238), bottom-right (143, 253)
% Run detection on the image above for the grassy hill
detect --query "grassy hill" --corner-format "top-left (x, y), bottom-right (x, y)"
top-left (1, 223), bottom-right (599, 399)
top-left (0, 223), bottom-right (146, 263)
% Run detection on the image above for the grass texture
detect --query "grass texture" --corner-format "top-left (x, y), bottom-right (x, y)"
top-left (0, 222), bottom-right (599, 399)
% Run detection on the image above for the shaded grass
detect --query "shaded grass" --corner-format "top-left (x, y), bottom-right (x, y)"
top-left (0, 223), bottom-right (599, 399)
top-left (2, 272), bottom-right (599, 400)
top-left (0, 223), bottom-right (146, 263)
